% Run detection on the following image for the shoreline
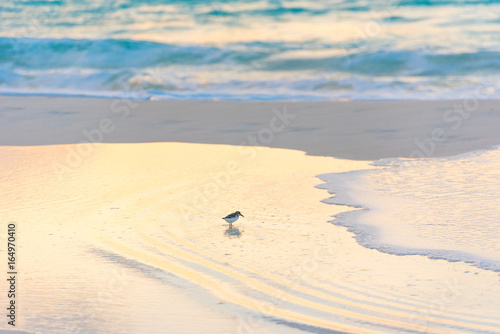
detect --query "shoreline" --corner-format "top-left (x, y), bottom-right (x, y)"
top-left (2, 142), bottom-right (500, 333)
top-left (3, 142), bottom-right (500, 333)
top-left (1, 95), bottom-right (500, 333)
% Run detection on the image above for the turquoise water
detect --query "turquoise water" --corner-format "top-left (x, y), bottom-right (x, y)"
top-left (1, 0), bottom-right (500, 100)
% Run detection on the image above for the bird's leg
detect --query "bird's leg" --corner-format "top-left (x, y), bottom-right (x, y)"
top-left (229, 222), bottom-right (233, 229)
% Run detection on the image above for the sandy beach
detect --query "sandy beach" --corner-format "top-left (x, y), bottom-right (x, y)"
top-left (4, 0), bottom-right (500, 332)
top-left (1, 96), bottom-right (500, 333)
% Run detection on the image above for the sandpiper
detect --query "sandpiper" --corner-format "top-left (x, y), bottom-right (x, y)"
top-left (222, 211), bottom-right (244, 228)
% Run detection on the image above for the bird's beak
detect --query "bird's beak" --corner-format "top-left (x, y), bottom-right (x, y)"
top-left (240, 213), bottom-right (244, 217)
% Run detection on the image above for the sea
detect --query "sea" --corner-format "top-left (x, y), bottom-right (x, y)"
top-left (1, 0), bottom-right (500, 100)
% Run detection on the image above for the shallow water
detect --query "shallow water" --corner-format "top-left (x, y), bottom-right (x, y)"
top-left (1, 0), bottom-right (500, 100)
top-left (318, 146), bottom-right (500, 272)
top-left (2, 143), bottom-right (500, 333)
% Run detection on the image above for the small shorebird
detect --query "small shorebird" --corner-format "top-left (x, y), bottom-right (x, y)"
top-left (222, 211), bottom-right (244, 229)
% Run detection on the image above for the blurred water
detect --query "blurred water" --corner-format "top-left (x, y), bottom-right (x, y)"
top-left (1, 0), bottom-right (500, 100)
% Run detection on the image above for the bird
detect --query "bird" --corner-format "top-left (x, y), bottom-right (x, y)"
top-left (222, 211), bottom-right (244, 229)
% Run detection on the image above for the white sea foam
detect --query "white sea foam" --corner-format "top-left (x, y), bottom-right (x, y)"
top-left (318, 147), bottom-right (500, 272)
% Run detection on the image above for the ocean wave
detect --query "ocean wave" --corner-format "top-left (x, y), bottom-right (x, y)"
top-left (317, 147), bottom-right (500, 272)
top-left (5, 37), bottom-right (500, 74)
top-left (0, 38), bottom-right (243, 69)
top-left (2, 0), bottom-right (500, 100)
top-left (1, 37), bottom-right (500, 100)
